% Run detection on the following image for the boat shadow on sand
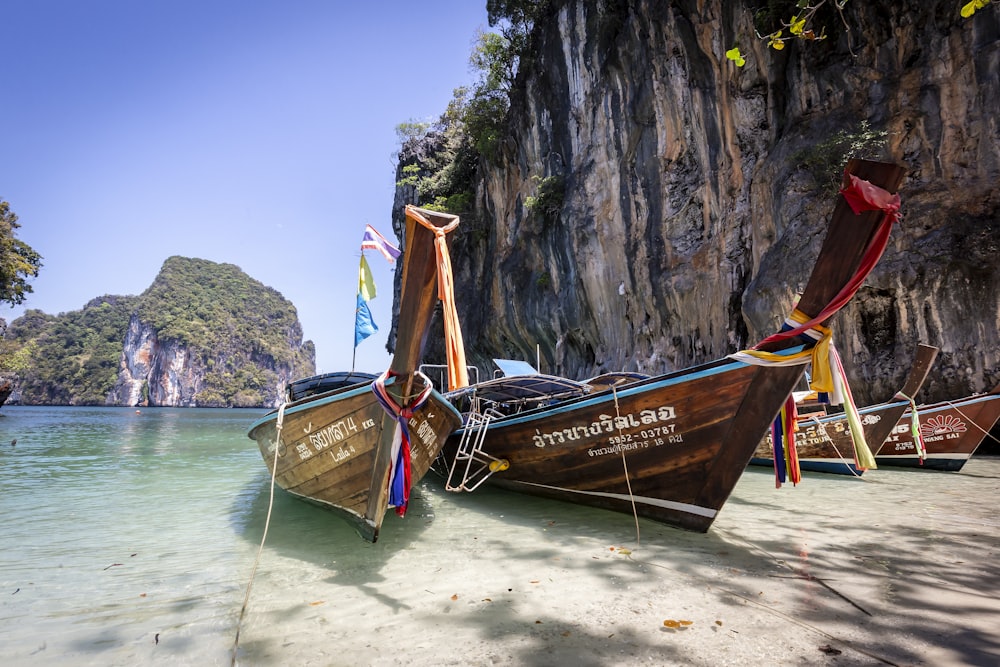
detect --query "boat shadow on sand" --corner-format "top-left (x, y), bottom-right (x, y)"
top-left (721, 466), bottom-right (1000, 666)
top-left (230, 466), bottom-right (1000, 666)
top-left (415, 466), bottom-right (1000, 667)
top-left (232, 472), bottom-right (436, 593)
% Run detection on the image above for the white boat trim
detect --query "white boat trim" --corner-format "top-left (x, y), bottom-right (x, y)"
top-left (514, 481), bottom-right (718, 518)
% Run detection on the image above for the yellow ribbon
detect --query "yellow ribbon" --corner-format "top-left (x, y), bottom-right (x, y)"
top-left (730, 308), bottom-right (834, 396)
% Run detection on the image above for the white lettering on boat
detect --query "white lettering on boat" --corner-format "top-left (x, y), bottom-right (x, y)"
top-left (887, 413), bottom-right (967, 449)
top-left (528, 405), bottom-right (683, 454)
top-left (413, 419), bottom-right (437, 448)
top-left (276, 416), bottom-right (377, 462)
top-left (308, 417), bottom-right (361, 451)
top-left (329, 443), bottom-right (357, 463)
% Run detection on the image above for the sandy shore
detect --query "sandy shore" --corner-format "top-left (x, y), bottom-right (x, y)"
top-left (230, 457), bottom-right (1000, 666)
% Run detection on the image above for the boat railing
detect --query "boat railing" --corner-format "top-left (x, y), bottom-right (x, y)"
top-left (419, 363), bottom-right (480, 392)
top-left (443, 407), bottom-right (510, 493)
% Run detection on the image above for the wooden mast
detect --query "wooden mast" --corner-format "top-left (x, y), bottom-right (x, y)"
top-left (388, 205), bottom-right (459, 378)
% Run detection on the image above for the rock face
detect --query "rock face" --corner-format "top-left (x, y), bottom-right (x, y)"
top-left (421, 0), bottom-right (1000, 405)
top-left (106, 257), bottom-right (315, 408)
top-left (109, 307), bottom-right (314, 409)
top-left (110, 314), bottom-right (201, 407)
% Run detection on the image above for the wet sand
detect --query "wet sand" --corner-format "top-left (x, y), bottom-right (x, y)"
top-left (235, 457), bottom-right (1000, 666)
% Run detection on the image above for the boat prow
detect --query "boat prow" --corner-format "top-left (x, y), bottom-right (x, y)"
top-left (439, 159), bottom-right (908, 532)
top-left (247, 205), bottom-right (465, 541)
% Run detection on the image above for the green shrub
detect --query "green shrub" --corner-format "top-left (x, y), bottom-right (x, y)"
top-left (794, 120), bottom-right (889, 193)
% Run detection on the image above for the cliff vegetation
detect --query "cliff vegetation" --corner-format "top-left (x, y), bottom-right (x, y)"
top-left (1, 256), bottom-right (314, 407)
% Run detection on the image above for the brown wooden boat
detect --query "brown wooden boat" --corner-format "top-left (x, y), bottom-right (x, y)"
top-left (247, 205), bottom-right (464, 542)
top-left (439, 159), bottom-right (906, 532)
top-left (749, 344), bottom-right (939, 476)
top-left (874, 384), bottom-right (1000, 470)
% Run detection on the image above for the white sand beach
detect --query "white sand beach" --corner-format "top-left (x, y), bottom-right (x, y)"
top-left (233, 458), bottom-right (1000, 666)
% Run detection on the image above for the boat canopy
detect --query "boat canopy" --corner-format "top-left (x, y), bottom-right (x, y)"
top-left (457, 374), bottom-right (591, 407)
top-left (492, 358), bottom-right (539, 377)
top-left (287, 371), bottom-right (377, 401)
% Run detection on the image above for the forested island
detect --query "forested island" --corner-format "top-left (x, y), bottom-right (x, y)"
top-left (0, 256), bottom-right (314, 407)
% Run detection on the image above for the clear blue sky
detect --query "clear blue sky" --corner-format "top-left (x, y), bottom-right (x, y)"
top-left (1, 1), bottom-right (489, 374)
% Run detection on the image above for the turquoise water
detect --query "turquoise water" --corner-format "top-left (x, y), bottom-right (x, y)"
top-left (0, 407), bottom-right (272, 665)
top-left (2, 406), bottom-right (999, 666)
top-left (0, 406), bottom-right (493, 666)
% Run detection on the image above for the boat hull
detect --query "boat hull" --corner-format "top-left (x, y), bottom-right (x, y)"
top-left (440, 159), bottom-right (908, 530)
top-left (751, 392), bottom-right (1000, 474)
top-left (751, 400), bottom-right (909, 477)
top-left (751, 344), bottom-right (938, 476)
top-left (875, 393), bottom-right (1000, 471)
top-left (443, 357), bottom-right (804, 532)
top-left (249, 382), bottom-right (462, 541)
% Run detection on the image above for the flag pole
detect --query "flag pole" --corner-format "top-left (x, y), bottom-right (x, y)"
top-left (352, 250), bottom-right (364, 374)
top-left (353, 223), bottom-right (397, 375)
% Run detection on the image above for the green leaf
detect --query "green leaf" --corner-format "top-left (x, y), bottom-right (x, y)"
top-left (725, 46), bottom-right (746, 67)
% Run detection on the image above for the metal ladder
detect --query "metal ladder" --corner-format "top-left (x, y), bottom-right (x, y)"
top-left (444, 408), bottom-right (510, 492)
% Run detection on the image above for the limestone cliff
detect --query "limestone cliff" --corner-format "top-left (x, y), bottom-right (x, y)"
top-left (108, 309), bottom-right (310, 408)
top-left (410, 0), bottom-right (999, 405)
top-left (109, 313), bottom-right (207, 407)
top-left (4, 257), bottom-right (314, 407)
top-left (107, 257), bottom-right (315, 408)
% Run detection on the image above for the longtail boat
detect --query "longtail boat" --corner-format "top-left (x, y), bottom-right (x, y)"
top-left (439, 159), bottom-right (906, 532)
top-left (874, 385), bottom-right (1000, 470)
top-left (247, 205), bottom-right (464, 542)
top-left (749, 344), bottom-right (939, 476)
top-left (286, 371), bottom-right (377, 402)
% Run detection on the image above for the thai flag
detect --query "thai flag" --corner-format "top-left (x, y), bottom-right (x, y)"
top-left (361, 224), bottom-right (400, 263)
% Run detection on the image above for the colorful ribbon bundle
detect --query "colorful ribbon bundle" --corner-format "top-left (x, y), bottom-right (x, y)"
top-left (371, 369), bottom-right (434, 516)
top-left (895, 391), bottom-right (926, 463)
top-left (728, 169), bottom-right (900, 484)
top-left (406, 205), bottom-right (469, 391)
top-left (770, 394), bottom-right (801, 487)
top-left (830, 344), bottom-right (877, 471)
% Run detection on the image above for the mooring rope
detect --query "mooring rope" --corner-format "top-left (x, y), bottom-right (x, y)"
top-left (231, 401), bottom-right (287, 665)
top-left (610, 385), bottom-right (641, 545)
top-left (942, 400), bottom-right (1000, 445)
top-left (808, 416), bottom-right (866, 479)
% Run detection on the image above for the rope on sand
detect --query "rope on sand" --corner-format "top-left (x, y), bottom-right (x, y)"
top-left (231, 401), bottom-right (286, 665)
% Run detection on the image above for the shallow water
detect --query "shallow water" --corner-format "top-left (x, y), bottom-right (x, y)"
top-left (1, 406), bottom-right (998, 666)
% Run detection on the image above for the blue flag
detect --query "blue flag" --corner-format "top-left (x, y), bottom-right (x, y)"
top-left (354, 294), bottom-right (378, 347)
top-left (354, 294), bottom-right (378, 346)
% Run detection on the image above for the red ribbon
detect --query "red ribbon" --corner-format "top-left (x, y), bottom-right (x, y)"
top-left (754, 170), bottom-right (901, 349)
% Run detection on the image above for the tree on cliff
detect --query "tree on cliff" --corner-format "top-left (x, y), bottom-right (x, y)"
top-left (0, 199), bottom-right (43, 307)
top-left (727, 0), bottom-right (996, 65)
